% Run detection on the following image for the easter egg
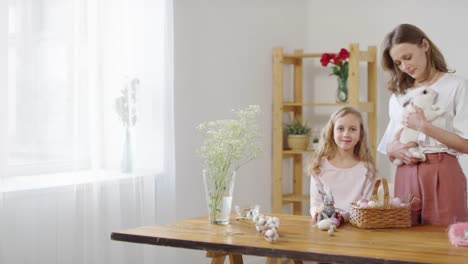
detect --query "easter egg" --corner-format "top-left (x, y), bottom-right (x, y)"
top-left (317, 219), bottom-right (332, 230)
top-left (357, 198), bottom-right (369, 207)
top-left (391, 197), bottom-right (402, 207)
top-left (330, 217), bottom-right (340, 227)
top-left (359, 203), bottom-right (369, 208)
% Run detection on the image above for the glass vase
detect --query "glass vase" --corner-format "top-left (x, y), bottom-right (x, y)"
top-left (203, 169), bottom-right (236, 225)
top-left (121, 127), bottom-right (133, 173)
top-left (337, 77), bottom-right (348, 103)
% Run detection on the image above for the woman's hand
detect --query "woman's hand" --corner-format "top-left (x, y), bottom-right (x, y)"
top-left (387, 128), bottom-right (421, 165)
top-left (403, 103), bottom-right (428, 131)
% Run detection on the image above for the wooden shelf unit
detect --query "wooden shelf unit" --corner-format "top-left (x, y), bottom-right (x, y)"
top-left (272, 43), bottom-right (377, 214)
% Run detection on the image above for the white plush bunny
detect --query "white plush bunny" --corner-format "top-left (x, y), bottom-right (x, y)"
top-left (393, 87), bottom-right (445, 166)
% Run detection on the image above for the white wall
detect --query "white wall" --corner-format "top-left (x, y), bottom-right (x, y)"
top-left (173, 0), bottom-right (307, 262)
top-left (174, 0), bottom-right (308, 220)
top-left (172, 1), bottom-right (468, 263)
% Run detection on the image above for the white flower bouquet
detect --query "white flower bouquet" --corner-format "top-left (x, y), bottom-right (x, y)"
top-left (197, 105), bottom-right (263, 224)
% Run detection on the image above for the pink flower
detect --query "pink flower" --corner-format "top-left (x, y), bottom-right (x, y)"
top-left (337, 48), bottom-right (350, 60)
top-left (320, 53), bottom-right (335, 67)
top-left (320, 48), bottom-right (349, 81)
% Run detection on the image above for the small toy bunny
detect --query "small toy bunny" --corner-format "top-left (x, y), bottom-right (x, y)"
top-left (316, 187), bottom-right (340, 234)
top-left (317, 187), bottom-right (336, 222)
top-left (393, 87), bottom-right (445, 166)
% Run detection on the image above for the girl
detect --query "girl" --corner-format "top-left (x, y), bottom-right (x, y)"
top-left (378, 24), bottom-right (468, 225)
top-left (308, 106), bottom-right (376, 223)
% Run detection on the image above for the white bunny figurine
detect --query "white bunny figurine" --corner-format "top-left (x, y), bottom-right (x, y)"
top-left (393, 87), bottom-right (445, 166)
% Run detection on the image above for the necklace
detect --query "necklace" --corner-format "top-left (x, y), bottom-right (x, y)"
top-left (415, 69), bottom-right (442, 86)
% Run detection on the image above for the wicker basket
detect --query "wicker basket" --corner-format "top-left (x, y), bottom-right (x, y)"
top-left (349, 178), bottom-right (411, 229)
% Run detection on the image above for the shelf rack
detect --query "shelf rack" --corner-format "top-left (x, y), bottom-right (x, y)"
top-left (272, 43), bottom-right (377, 214)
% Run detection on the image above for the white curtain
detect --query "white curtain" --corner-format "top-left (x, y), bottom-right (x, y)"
top-left (0, 0), bottom-right (175, 263)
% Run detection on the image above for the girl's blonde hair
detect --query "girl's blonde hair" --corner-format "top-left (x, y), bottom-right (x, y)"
top-left (307, 106), bottom-right (376, 177)
top-left (381, 23), bottom-right (451, 95)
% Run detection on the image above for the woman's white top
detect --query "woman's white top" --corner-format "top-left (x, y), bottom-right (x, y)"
top-left (310, 159), bottom-right (375, 222)
top-left (377, 73), bottom-right (468, 156)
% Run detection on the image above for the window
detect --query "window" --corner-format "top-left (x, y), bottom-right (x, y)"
top-left (4, 0), bottom-right (167, 177)
top-left (8, 1), bottom-right (91, 176)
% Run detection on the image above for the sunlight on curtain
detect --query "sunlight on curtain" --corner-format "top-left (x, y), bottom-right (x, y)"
top-left (0, 0), bottom-right (175, 263)
top-left (4, 0), bottom-right (165, 177)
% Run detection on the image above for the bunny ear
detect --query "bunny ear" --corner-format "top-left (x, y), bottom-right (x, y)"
top-left (403, 97), bottom-right (412, 108)
top-left (318, 188), bottom-right (325, 197)
top-left (324, 185), bottom-right (333, 196)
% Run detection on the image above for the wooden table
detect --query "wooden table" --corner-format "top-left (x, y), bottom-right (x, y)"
top-left (111, 214), bottom-right (468, 264)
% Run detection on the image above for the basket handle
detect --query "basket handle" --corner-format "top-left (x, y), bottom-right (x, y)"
top-left (370, 178), bottom-right (390, 209)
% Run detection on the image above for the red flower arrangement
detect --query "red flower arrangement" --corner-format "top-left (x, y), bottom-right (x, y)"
top-left (320, 48), bottom-right (349, 81)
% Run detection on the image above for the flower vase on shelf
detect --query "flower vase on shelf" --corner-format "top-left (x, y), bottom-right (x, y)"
top-left (337, 77), bottom-right (348, 103)
top-left (203, 169), bottom-right (236, 225)
top-left (121, 127), bottom-right (133, 173)
top-left (320, 48), bottom-right (350, 103)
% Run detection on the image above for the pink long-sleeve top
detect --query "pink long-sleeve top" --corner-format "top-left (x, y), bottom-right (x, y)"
top-left (310, 159), bottom-right (375, 222)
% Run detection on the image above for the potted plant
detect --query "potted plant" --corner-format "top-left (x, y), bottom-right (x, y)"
top-left (312, 137), bottom-right (320, 150)
top-left (285, 120), bottom-right (311, 150)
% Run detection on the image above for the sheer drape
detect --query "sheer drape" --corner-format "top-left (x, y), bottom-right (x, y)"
top-left (0, 177), bottom-right (158, 264)
top-left (0, 0), bottom-right (175, 263)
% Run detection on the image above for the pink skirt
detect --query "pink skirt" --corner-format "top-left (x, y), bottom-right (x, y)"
top-left (395, 153), bottom-right (468, 226)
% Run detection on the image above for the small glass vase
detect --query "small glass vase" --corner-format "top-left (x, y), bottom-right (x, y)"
top-left (121, 127), bottom-right (133, 173)
top-left (203, 169), bottom-right (236, 225)
top-left (336, 77), bottom-right (348, 103)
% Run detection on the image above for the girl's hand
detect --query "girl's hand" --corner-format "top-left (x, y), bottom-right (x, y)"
top-left (387, 128), bottom-right (421, 165)
top-left (403, 103), bottom-right (428, 131)
top-left (312, 211), bottom-right (318, 224)
top-left (335, 211), bottom-right (344, 224)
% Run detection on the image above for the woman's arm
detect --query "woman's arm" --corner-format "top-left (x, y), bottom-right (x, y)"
top-left (405, 106), bottom-right (468, 153)
top-left (381, 95), bottom-right (420, 164)
top-left (386, 127), bottom-right (421, 164)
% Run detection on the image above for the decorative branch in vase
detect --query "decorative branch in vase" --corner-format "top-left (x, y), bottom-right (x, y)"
top-left (115, 77), bottom-right (139, 173)
top-left (197, 105), bottom-right (263, 224)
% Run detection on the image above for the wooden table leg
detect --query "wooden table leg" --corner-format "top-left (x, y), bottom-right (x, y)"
top-left (207, 251), bottom-right (226, 264)
top-left (266, 257), bottom-right (282, 264)
top-left (207, 251), bottom-right (244, 264)
top-left (265, 257), bottom-right (303, 264)
top-left (229, 253), bottom-right (244, 264)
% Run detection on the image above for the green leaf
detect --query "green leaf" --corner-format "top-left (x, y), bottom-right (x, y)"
top-left (285, 120), bottom-right (311, 135)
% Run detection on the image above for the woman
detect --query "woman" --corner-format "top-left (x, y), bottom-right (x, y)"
top-left (378, 23), bottom-right (468, 225)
